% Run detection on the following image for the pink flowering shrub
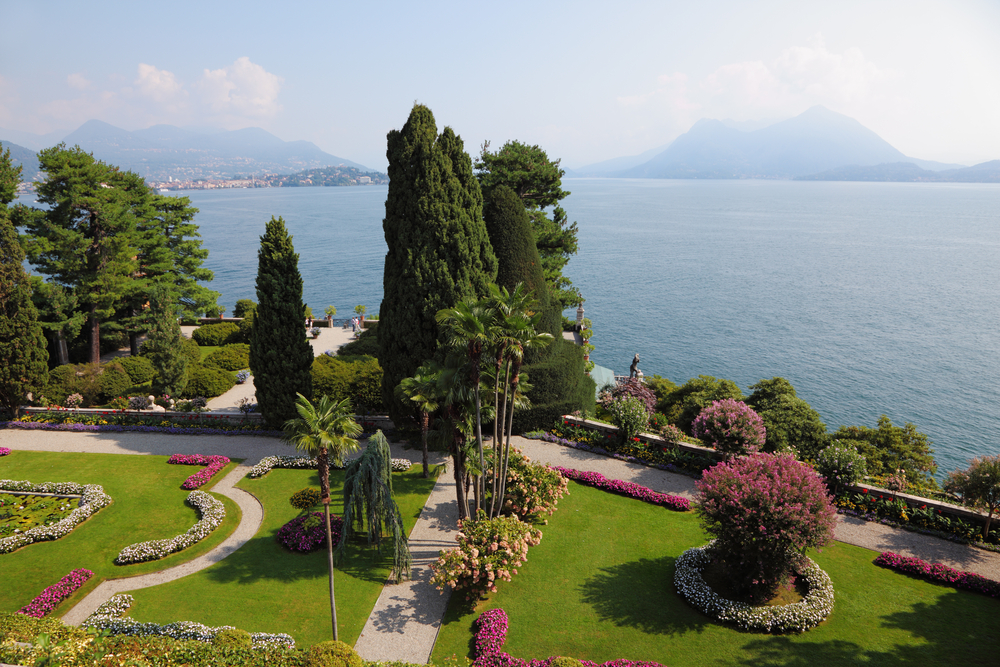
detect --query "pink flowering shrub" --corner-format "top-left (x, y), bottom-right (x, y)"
top-left (18, 568), bottom-right (93, 617)
top-left (502, 450), bottom-right (569, 521)
top-left (692, 399), bottom-right (765, 457)
top-left (610, 379), bottom-right (656, 414)
top-left (473, 608), bottom-right (666, 667)
top-left (168, 453), bottom-right (230, 489)
top-left (0, 447), bottom-right (10, 456)
top-left (874, 552), bottom-right (1000, 599)
top-left (430, 511), bottom-right (542, 600)
top-left (276, 512), bottom-right (343, 553)
top-left (554, 467), bottom-right (690, 512)
top-left (696, 453), bottom-right (837, 602)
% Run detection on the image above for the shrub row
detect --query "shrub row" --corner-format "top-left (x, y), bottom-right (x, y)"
top-left (191, 322), bottom-right (242, 347)
top-left (203, 344), bottom-right (250, 372)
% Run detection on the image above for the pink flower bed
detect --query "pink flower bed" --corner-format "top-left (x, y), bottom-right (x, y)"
top-left (0, 447), bottom-right (10, 456)
top-left (473, 608), bottom-right (665, 667)
top-left (553, 467), bottom-right (690, 512)
top-left (167, 454), bottom-right (230, 489)
top-left (276, 512), bottom-right (344, 553)
top-left (18, 568), bottom-right (93, 618)
top-left (874, 552), bottom-right (1000, 599)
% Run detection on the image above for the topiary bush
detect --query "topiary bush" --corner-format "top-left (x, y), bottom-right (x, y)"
top-left (179, 336), bottom-right (202, 364)
top-left (311, 354), bottom-right (384, 413)
top-left (608, 395), bottom-right (650, 444)
top-left (99, 362), bottom-right (133, 403)
top-left (290, 487), bottom-right (320, 510)
top-left (308, 640), bottom-right (362, 667)
top-left (203, 344), bottom-right (250, 372)
top-left (692, 399), bottom-right (766, 458)
top-left (696, 453), bottom-right (837, 602)
top-left (116, 355), bottom-right (157, 384)
top-left (192, 322), bottom-right (241, 347)
top-left (182, 366), bottom-right (235, 398)
top-left (211, 627), bottom-right (252, 649)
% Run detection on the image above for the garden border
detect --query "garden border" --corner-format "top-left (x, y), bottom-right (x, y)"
top-left (0, 480), bottom-right (111, 554)
top-left (114, 490), bottom-right (225, 565)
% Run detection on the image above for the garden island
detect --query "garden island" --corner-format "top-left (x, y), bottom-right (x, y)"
top-left (1, 105), bottom-right (999, 667)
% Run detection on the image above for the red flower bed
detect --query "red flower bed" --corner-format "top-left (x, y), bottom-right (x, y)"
top-left (874, 552), bottom-right (1000, 599)
top-left (18, 569), bottom-right (93, 618)
top-left (276, 512), bottom-right (344, 553)
top-left (553, 467), bottom-right (690, 512)
top-left (167, 454), bottom-right (230, 489)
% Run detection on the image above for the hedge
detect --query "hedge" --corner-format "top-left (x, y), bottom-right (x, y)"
top-left (203, 344), bottom-right (250, 372)
top-left (182, 366), bottom-right (236, 398)
top-left (311, 355), bottom-right (384, 413)
top-left (116, 355), bottom-right (157, 384)
top-left (512, 338), bottom-right (595, 433)
top-left (192, 323), bottom-right (241, 347)
top-left (99, 363), bottom-right (133, 403)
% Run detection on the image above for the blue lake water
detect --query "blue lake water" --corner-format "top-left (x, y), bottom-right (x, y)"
top-left (19, 179), bottom-right (1000, 474)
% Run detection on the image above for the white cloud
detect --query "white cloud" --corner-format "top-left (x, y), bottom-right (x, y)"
top-left (66, 73), bottom-right (91, 90)
top-left (134, 64), bottom-right (185, 106)
top-left (197, 57), bottom-right (283, 118)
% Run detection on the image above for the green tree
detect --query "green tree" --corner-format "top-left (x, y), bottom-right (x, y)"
top-left (832, 415), bottom-right (938, 489)
top-left (0, 148), bottom-right (48, 416)
top-left (945, 455), bottom-right (1000, 540)
top-left (16, 145), bottom-right (149, 364)
top-left (746, 377), bottom-right (829, 458)
top-left (141, 287), bottom-right (189, 397)
top-left (660, 375), bottom-right (744, 435)
top-left (233, 299), bottom-right (257, 318)
top-left (395, 361), bottom-right (442, 478)
top-left (283, 393), bottom-right (361, 641)
top-left (475, 140), bottom-right (580, 308)
top-left (378, 104), bottom-right (497, 424)
top-left (249, 216), bottom-right (314, 426)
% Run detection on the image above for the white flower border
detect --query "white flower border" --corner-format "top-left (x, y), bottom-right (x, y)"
top-left (248, 454), bottom-right (411, 478)
top-left (673, 542), bottom-right (834, 633)
top-left (0, 479), bottom-right (112, 554)
top-left (84, 594), bottom-right (294, 650)
top-left (114, 491), bottom-right (225, 564)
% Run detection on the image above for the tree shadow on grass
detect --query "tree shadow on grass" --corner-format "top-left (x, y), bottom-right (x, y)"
top-left (579, 555), bottom-right (710, 635)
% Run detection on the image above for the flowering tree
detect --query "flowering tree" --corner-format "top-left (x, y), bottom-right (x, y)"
top-left (692, 399), bottom-right (766, 457)
top-left (696, 453), bottom-right (837, 602)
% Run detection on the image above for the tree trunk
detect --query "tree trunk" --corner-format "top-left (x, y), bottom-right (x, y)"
top-left (452, 432), bottom-right (468, 521)
top-left (129, 332), bottom-right (140, 357)
top-left (324, 500), bottom-right (338, 641)
top-left (89, 305), bottom-right (100, 364)
top-left (420, 411), bottom-right (430, 478)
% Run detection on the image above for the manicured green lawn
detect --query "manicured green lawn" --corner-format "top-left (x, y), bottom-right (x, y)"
top-left (432, 481), bottom-right (998, 667)
top-left (0, 450), bottom-right (241, 616)
top-left (127, 465), bottom-right (437, 648)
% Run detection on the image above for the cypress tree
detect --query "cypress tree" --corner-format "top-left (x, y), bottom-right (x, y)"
top-left (0, 144), bottom-right (49, 416)
top-left (141, 286), bottom-right (189, 397)
top-left (379, 105), bottom-right (497, 423)
top-left (250, 216), bottom-right (313, 426)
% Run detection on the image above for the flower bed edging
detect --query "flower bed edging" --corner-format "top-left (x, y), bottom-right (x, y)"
top-left (553, 467), bottom-right (690, 512)
top-left (873, 551), bottom-right (1000, 599)
top-left (17, 569), bottom-right (94, 618)
top-left (83, 594), bottom-right (294, 649)
top-left (167, 454), bottom-right (231, 489)
top-left (673, 542), bottom-right (834, 633)
top-left (473, 608), bottom-right (666, 667)
top-left (114, 490), bottom-right (225, 564)
top-left (0, 480), bottom-right (111, 554)
top-left (276, 512), bottom-right (344, 553)
top-left (248, 454), bottom-right (411, 478)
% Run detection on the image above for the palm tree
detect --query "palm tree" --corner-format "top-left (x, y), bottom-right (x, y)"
top-left (395, 361), bottom-right (442, 478)
top-left (437, 299), bottom-right (496, 513)
top-left (283, 393), bottom-right (361, 641)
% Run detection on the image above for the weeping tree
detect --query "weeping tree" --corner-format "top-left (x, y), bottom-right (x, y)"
top-left (337, 430), bottom-right (412, 582)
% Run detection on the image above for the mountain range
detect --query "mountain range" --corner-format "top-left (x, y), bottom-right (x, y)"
top-left (571, 106), bottom-right (998, 182)
top-left (0, 121), bottom-right (370, 182)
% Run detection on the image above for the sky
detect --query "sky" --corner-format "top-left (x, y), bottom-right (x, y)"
top-left (2, 0), bottom-right (999, 170)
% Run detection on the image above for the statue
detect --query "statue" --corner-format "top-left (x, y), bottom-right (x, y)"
top-left (629, 354), bottom-right (641, 379)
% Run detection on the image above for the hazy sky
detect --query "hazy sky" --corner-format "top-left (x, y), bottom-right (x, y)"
top-left (2, 0), bottom-right (999, 170)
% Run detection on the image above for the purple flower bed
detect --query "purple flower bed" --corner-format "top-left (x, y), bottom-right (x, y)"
top-left (0, 447), bottom-right (10, 456)
top-left (473, 608), bottom-right (666, 667)
top-left (18, 568), bottom-right (93, 618)
top-left (553, 467), bottom-right (691, 512)
top-left (167, 454), bottom-right (231, 489)
top-left (874, 551), bottom-right (1000, 599)
top-left (1, 421), bottom-right (284, 437)
top-left (276, 512), bottom-right (344, 553)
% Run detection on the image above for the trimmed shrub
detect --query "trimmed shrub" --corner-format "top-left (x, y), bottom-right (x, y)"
top-left (44, 363), bottom-right (101, 407)
top-left (179, 336), bottom-right (202, 364)
top-left (290, 487), bottom-right (320, 510)
top-left (308, 640), bottom-right (362, 667)
top-left (551, 658), bottom-right (584, 667)
top-left (99, 363), bottom-right (133, 403)
top-left (311, 354), bottom-right (384, 413)
top-left (203, 343), bottom-right (250, 371)
top-left (116, 355), bottom-right (157, 384)
top-left (233, 299), bottom-right (257, 319)
top-left (608, 395), bottom-right (650, 444)
top-left (212, 627), bottom-right (252, 649)
top-left (192, 322), bottom-right (240, 347)
top-left (182, 366), bottom-right (235, 398)
top-left (350, 357), bottom-right (384, 413)
top-left (512, 337), bottom-right (595, 433)
top-left (692, 399), bottom-right (766, 458)
top-left (696, 453), bottom-right (837, 602)
top-left (336, 327), bottom-right (378, 357)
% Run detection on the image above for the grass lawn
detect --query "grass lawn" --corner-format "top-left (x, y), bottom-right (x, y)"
top-left (0, 451), bottom-right (241, 616)
top-left (127, 465), bottom-right (438, 648)
top-left (432, 481), bottom-right (999, 667)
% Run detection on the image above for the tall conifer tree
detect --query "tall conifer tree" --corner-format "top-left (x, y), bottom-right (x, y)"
top-left (379, 105), bottom-right (497, 423)
top-left (250, 216), bottom-right (313, 426)
top-left (0, 145), bottom-right (48, 416)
